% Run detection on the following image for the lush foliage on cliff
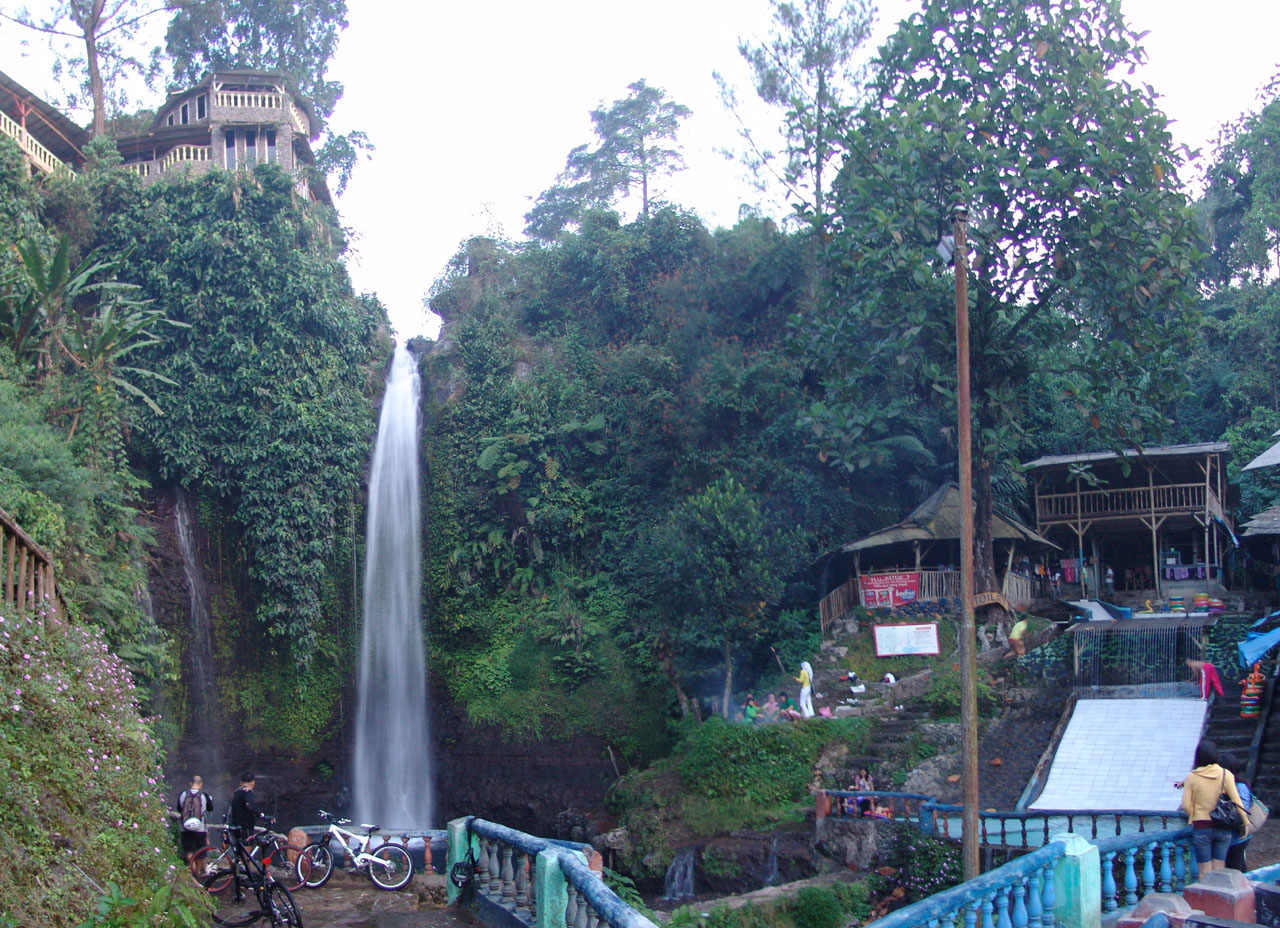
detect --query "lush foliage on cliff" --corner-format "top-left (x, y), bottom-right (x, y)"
top-left (423, 209), bottom-right (877, 741)
top-left (1, 136), bottom-right (386, 756)
top-left (0, 605), bottom-right (203, 927)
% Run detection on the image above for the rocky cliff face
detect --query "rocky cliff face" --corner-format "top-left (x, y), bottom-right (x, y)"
top-left (146, 486), bottom-right (617, 835)
top-left (432, 693), bottom-right (616, 839)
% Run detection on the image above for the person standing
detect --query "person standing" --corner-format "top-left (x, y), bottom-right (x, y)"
top-left (1104, 564), bottom-right (1115, 599)
top-left (796, 661), bottom-right (814, 718)
top-left (1179, 739), bottom-right (1247, 880)
top-left (174, 775), bottom-right (214, 866)
top-left (229, 771), bottom-right (274, 840)
top-left (1222, 753), bottom-right (1254, 871)
top-left (1051, 570), bottom-right (1061, 600)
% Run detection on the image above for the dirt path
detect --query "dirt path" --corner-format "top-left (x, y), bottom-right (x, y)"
top-left (211, 870), bottom-right (482, 928)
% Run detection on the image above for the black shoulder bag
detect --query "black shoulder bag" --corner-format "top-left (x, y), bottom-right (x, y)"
top-left (1208, 770), bottom-right (1246, 836)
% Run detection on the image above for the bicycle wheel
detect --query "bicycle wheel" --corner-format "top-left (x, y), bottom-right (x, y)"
top-left (203, 870), bottom-right (259, 927)
top-left (264, 841), bottom-right (307, 892)
top-left (194, 845), bottom-right (237, 895)
top-left (298, 842), bottom-right (333, 889)
top-left (263, 882), bottom-right (303, 928)
top-left (368, 843), bottom-right (413, 890)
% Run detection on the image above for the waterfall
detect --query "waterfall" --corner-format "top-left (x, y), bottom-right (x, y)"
top-left (353, 344), bottom-right (434, 827)
top-left (662, 846), bottom-right (697, 901)
top-left (762, 836), bottom-right (779, 887)
top-left (174, 487), bottom-right (220, 774)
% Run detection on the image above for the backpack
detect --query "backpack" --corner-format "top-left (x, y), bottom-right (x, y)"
top-left (181, 790), bottom-right (204, 830)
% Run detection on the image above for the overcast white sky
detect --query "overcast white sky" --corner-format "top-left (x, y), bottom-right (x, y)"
top-left (4, 1), bottom-right (1279, 340)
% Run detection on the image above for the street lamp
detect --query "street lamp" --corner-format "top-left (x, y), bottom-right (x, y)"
top-left (942, 201), bottom-right (980, 881)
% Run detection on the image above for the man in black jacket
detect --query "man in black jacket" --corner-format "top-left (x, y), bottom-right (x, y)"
top-left (228, 771), bottom-right (274, 838)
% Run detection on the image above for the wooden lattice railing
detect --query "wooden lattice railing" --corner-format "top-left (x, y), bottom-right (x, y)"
top-left (0, 506), bottom-right (63, 623)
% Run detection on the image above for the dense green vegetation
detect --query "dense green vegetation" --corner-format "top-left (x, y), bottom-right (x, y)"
top-left (0, 134), bottom-right (383, 919)
top-left (422, 211), bottom-right (868, 743)
top-left (0, 604), bottom-right (205, 926)
top-left (5, 0), bottom-right (1280, 916)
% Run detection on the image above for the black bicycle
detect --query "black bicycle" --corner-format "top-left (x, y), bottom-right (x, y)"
top-left (202, 826), bottom-right (304, 927)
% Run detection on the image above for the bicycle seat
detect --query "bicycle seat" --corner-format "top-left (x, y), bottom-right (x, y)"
top-left (360, 824), bottom-right (379, 832)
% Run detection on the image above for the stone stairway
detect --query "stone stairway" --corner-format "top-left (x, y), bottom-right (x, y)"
top-left (1206, 689), bottom-right (1257, 770)
top-left (1251, 686), bottom-right (1280, 804)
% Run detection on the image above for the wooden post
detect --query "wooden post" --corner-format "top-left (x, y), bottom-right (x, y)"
top-left (1075, 476), bottom-right (1086, 598)
top-left (953, 201), bottom-right (980, 882)
top-left (1202, 455), bottom-right (1212, 594)
top-left (1149, 464), bottom-right (1161, 601)
top-left (4, 532), bottom-right (13, 609)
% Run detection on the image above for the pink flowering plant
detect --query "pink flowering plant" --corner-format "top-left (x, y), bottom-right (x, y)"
top-left (0, 605), bottom-right (206, 926)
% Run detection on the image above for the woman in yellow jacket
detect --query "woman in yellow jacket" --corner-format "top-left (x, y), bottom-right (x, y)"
top-left (1180, 739), bottom-right (1248, 879)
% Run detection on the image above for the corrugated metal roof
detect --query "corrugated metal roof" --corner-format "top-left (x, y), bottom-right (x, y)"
top-left (841, 482), bottom-right (1058, 552)
top-left (1023, 442), bottom-right (1229, 470)
top-left (1243, 436), bottom-right (1280, 472)
top-left (1242, 504), bottom-right (1280, 537)
top-left (0, 70), bottom-right (89, 162)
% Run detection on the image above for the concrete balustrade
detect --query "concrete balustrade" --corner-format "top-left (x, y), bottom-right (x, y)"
top-left (447, 817), bottom-right (654, 928)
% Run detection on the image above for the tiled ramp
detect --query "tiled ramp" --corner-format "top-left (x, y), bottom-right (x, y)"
top-left (1028, 698), bottom-right (1205, 812)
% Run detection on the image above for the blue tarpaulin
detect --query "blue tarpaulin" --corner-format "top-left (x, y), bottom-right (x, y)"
top-left (1239, 613), bottom-right (1280, 667)
top-left (1250, 608), bottom-right (1280, 629)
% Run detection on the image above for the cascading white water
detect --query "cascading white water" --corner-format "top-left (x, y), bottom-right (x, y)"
top-left (353, 344), bottom-right (434, 827)
top-left (174, 487), bottom-right (221, 775)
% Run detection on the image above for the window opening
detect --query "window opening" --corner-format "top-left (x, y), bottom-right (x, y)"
top-left (225, 130), bottom-right (236, 170)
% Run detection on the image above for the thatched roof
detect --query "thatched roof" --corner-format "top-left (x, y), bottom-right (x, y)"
top-left (840, 482), bottom-right (1057, 553)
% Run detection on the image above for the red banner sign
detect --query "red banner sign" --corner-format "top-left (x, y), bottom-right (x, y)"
top-left (859, 572), bottom-right (920, 608)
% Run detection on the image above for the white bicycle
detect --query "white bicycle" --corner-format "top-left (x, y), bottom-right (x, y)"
top-left (297, 810), bottom-right (413, 891)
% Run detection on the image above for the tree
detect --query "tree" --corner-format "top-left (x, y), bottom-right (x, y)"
top-left (2, 0), bottom-right (170, 135)
top-left (164, 0), bottom-right (372, 193)
top-left (655, 475), bottom-right (799, 718)
top-left (525, 80), bottom-right (690, 240)
top-left (799, 0), bottom-right (1202, 622)
top-left (1193, 72), bottom-right (1280, 519)
top-left (715, 0), bottom-right (875, 221)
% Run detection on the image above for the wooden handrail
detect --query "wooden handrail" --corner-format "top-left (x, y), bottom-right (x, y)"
top-left (0, 505), bottom-right (63, 623)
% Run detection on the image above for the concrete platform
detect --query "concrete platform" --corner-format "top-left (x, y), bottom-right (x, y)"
top-left (1029, 698), bottom-right (1205, 812)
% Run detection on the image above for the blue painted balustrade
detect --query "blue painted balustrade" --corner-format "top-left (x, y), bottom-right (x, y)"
top-left (868, 840), bottom-right (1067, 928)
top-left (864, 828), bottom-right (1193, 928)
top-left (1091, 830), bottom-right (1193, 912)
top-left (447, 816), bottom-right (658, 928)
top-left (821, 790), bottom-right (1185, 849)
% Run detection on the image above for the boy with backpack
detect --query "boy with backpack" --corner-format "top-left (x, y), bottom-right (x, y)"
top-left (175, 774), bottom-right (214, 864)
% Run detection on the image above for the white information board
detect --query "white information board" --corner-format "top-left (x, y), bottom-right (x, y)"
top-left (873, 622), bottom-right (940, 657)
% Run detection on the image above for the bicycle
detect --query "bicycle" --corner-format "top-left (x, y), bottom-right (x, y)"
top-left (193, 824), bottom-right (310, 895)
top-left (297, 810), bottom-right (413, 891)
top-left (201, 826), bottom-right (303, 927)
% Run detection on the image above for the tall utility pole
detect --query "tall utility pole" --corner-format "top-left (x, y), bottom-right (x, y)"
top-left (953, 201), bottom-right (980, 881)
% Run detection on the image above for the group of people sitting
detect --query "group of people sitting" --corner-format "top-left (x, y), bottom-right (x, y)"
top-left (841, 767), bottom-right (892, 818)
top-left (739, 691), bottom-right (806, 724)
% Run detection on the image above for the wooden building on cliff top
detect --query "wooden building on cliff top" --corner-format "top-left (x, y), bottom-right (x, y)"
top-left (1022, 442), bottom-right (1236, 601)
top-left (817, 482), bottom-right (1057, 633)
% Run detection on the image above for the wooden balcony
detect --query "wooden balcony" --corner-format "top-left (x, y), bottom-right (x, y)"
top-left (0, 108), bottom-right (74, 176)
top-left (1035, 482), bottom-right (1223, 527)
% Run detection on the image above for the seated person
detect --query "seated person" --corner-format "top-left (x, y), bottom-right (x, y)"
top-left (778, 693), bottom-right (802, 721)
top-left (740, 693), bottom-right (759, 723)
top-left (865, 801), bottom-right (893, 820)
top-left (757, 693), bottom-right (780, 724)
top-left (852, 767), bottom-right (875, 815)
